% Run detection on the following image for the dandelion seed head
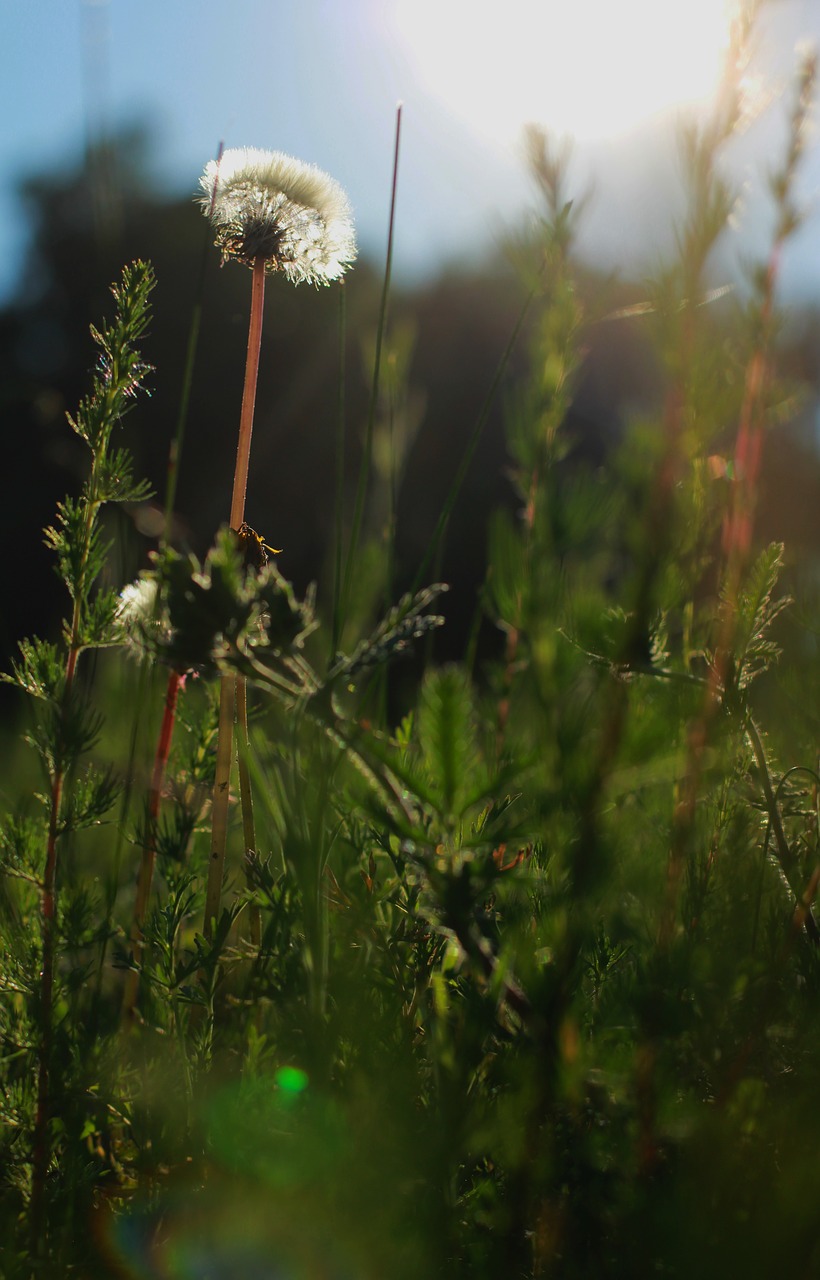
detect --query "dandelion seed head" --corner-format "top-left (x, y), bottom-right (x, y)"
top-left (117, 577), bottom-right (159, 627)
top-left (116, 577), bottom-right (172, 661)
top-left (198, 147), bottom-right (357, 285)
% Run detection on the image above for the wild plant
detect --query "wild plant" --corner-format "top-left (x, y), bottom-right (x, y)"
top-left (195, 145), bottom-right (357, 940)
top-left (0, 261), bottom-right (154, 1263)
top-left (3, 14), bottom-right (820, 1279)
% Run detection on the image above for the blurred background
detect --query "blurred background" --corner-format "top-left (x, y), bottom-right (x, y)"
top-left (2, 0), bottom-right (820, 682)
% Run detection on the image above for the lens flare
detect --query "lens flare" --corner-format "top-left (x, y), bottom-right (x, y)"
top-left (96, 1071), bottom-right (358, 1279)
top-left (391, 0), bottom-right (733, 143)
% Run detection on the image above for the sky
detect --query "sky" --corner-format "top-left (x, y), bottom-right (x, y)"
top-left (2, 0), bottom-right (820, 306)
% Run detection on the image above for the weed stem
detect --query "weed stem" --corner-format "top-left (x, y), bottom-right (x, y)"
top-left (205, 254), bottom-right (266, 937)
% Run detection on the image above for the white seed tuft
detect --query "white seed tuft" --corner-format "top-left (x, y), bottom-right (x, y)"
top-left (198, 147), bottom-right (357, 285)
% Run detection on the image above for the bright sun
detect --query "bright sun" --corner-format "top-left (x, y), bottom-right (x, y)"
top-left (392, 0), bottom-right (732, 144)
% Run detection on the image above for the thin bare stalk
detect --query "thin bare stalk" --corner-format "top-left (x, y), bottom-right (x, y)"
top-left (331, 283), bottom-right (347, 658)
top-left (205, 254), bottom-right (266, 938)
top-left (336, 104), bottom-right (402, 652)
top-left (230, 256), bottom-right (266, 530)
top-left (163, 140), bottom-right (222, 544)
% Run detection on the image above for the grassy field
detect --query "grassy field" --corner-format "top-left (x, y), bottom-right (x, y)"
top-left (3, 27), bottom-right (820, 1279)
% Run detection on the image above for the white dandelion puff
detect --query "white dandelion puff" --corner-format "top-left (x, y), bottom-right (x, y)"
top-left (116, 577), bottom-right (172, 660)
top-left (198, 146), bottom-right (357, 285)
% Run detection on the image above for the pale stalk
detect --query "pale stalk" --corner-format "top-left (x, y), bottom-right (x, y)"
top-left (204, 255), bottom-right (266, 938)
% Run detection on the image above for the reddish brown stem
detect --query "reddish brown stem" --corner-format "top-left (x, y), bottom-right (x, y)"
top-left (660, 248), bottom-right (783, 948)
top-left (121, 669), bottom-right (182, 1024)
top-left (230, 256), bottom-right (266, 531)
top-left (205, 255), bottom-right (266, 938)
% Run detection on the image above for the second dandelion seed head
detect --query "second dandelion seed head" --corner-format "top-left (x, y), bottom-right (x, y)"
top-left (198, 146), bottom-right (357, 285)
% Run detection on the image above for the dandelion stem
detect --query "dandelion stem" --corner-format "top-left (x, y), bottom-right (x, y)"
top-left (331, 283), bottom-right (347, 658)
top-left (230, 255), bottom-right (266, 530)
top-left (205, 254), bottom-right (266, 938)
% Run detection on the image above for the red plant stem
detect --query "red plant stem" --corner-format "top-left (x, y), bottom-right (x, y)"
top-left (121, 669), bottom-right (182, 1024)
top-left (719, 252), bottom-right (778, 615)
top-left (152, 673), bottom-right (182, 811)
top-left (205, 254), bottom-right (266, 938)
top-left (230, 256), bottom-right (266, 530)
top-left (660, 252), bottom-right (781, 948)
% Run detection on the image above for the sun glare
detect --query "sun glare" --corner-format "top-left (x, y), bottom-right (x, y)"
top-left (392, 0), bottom-right (732, 144)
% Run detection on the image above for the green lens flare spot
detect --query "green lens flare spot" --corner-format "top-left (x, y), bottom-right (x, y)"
top-left (275, 1066), bottom-right (309, 1095)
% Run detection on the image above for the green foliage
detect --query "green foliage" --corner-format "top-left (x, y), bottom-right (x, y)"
top-left (0, 261), bottom-right (155, 1273)
top-left (4, 38), bottom-right (820, 1280)
top-left (416, 665), bottom-right (484, 817)
top-left (731, 541), bottom-right (791, 690)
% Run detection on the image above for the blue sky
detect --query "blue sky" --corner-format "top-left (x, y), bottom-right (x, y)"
top-left (2, 0), bottom-right (819, 305)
